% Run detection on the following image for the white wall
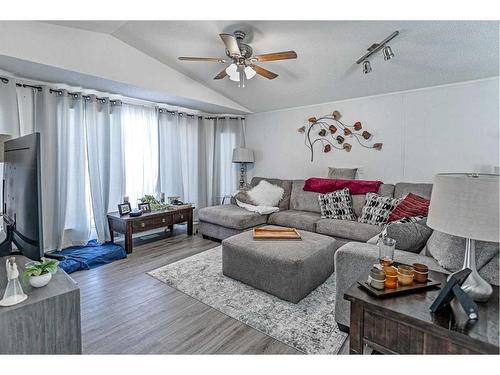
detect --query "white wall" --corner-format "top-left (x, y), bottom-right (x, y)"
top-left (245, 78), bottom-right (499, 184)
top-left (0, 21), bottom-right (249, 113)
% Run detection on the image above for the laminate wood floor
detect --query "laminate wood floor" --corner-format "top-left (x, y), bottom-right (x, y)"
top-left (71, 226), bottom-right (305, 354)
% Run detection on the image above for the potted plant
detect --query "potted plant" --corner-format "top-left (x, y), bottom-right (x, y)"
top-left (23, 259), bottom-right (59, 288)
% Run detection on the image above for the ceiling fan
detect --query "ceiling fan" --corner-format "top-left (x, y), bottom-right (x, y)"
top-left (178, 30), bottom-right (297, 87)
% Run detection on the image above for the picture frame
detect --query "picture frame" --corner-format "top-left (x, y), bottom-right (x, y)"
top-left (138, 203), bottom-right (151, 213)
top-left (118, 202), bottom-right (132, 216)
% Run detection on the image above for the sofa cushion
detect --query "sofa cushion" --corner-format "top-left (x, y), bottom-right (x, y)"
top-left (289, 180), bottom-right (321, 213)
top-left (385, 218), bottom-right (433, 253)
top-left (327, 167), bottom-right (358, 179)
top-left (316, 218), bottom-right (381, 242)
top-left (479, 253), bottom-right (499, 286)
top-left (394, 182), bottom-right (433, 199)
top-left (388, 193), bottom-right (430, 222)
top-left (267, 210), bottom-right (321, 232)
top-left (198, 204), bottom-right (268, 230)
top-left (352, 183), bottom-right (395, 217)
top-left (425, 230), bottom-right (499, 273)
top-left (358, 193), bottom-right (402, 226)
top-left (318, 188), bottom-right (357, 220)
top-left (250, 177), bottom-right (292, 210)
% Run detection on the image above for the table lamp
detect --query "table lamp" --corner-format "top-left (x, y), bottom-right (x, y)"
top-left (232, 148), bottom-right (254, 189)
top-left (427, 173), bottom-right (499, 302)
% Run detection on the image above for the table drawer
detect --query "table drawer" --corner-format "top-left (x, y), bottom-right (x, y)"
top-left (154, 215), bottom-right (172, 226)
top-left (131, 218), bottom-right (156, 231)
top-left (173, 211), bottom-right (189, 223)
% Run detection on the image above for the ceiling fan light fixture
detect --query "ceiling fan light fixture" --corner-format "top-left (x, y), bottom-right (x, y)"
top-left (244, 66), bottom-right (256, 79)
top-left (383, 46), bottom-right (394, 61)
top-left (229, 72), bottom-right (240, 82)
top-left (362, 60), bottom-right (372, 74)
top-left (225, 63), bottom-right (238, 76)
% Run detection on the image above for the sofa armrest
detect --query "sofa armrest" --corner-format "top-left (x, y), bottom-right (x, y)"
top-left (334, 242), bottom-right (448, 328)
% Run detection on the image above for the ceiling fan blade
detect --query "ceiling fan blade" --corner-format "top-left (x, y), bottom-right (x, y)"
top-left (213, 68), bottom-right (228, 80)
top-left (178, 57), bottom-right (226, 63)
top-left (219, 33), bottom-right (241, 57)
top-left (251, 64), bottom-right (278, 80)
top-left (254, 50), bottom-right (297, 62)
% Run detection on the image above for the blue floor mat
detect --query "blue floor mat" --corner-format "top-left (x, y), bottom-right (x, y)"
top-left (53, 240), bottom-right (126, 274)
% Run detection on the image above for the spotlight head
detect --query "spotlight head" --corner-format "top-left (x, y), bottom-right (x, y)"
top-left (362, 60), bottom-right (372, 74)
top-left (383, 46), bottom-right (394, 61)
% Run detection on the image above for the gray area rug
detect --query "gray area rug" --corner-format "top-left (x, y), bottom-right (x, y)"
top-left (148, 246), bottom-right (347, 354)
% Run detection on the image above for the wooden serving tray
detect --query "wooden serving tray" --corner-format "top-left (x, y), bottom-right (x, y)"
top-left (252, 227), bottom-right (302, 241)
top-left (357, 277), bottom-right (441, 298)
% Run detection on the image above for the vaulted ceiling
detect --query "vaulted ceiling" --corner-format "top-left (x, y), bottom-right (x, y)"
top-left (46, 20), bottom-right (500, 112)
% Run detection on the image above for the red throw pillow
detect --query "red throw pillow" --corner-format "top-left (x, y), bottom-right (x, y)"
top-left (388, 193), bottom-right (430, 222)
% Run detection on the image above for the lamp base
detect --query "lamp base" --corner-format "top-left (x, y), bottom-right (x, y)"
top-left (448, 238), bottom-right (493, 302)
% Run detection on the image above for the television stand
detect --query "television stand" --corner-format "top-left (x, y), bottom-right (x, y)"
top-left (0, 255), bottom-right (81, 354)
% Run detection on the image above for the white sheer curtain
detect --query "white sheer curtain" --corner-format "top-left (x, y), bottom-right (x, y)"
top-left (9, 81), bottom-right (244, 250)
top-left (18, 88), bottom-right (92, 250)
top-left (158, 112), bottom-right (243, 209)
top-left (213, 117), bottom-right (243, 204)
top-left (84, 96), bottom-right (125, 243)
top-left (121, 103), bottom-right (159, 205)
top-left (158, 111), bottom-right (183, 198)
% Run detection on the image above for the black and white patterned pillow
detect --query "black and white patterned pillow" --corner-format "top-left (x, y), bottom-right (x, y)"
top-left (319, 188), bottom-right (357, 220)
top-left (358, 193), bottom-right (402, 226)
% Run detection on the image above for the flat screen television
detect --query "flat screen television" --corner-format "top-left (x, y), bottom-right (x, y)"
top-left (0, 133), bottom-right (44, 261)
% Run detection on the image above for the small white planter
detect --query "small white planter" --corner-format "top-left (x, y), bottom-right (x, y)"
top-left (29, 272), bottom-right (52, 288)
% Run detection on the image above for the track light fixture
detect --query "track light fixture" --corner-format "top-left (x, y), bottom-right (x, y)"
top-left (362, 61), bottom-right (372, 74)
top-left (356, 31), bottom-right (399, 74)
top-left (383, 46), bottom-right (394, 61)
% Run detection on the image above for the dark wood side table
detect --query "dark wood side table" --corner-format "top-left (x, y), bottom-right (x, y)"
top-left (344, 270), bottom-right (499, 354)
top-left (107, 205), bottom-right (194, 254)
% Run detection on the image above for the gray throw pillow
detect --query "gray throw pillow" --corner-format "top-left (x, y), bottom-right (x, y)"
top-left (327, 167), bottom-right (358, 180)
top-left (385, 218), bottom-right (433, 254)
top-left (233, 190), bottom-right (255, 205)
top-left (426, 231), bottom-right (499, 273)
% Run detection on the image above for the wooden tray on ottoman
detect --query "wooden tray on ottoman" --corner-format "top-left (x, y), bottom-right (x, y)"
top-left (252, 227), bottom-right (302, 241)
top-left (357, 277), bottom-right (441, 298)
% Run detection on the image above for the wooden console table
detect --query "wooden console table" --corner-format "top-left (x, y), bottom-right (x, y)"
top-left (344, 270), bottom-right (499, 354)
top-left (107, 206), bottom-right (194, 254)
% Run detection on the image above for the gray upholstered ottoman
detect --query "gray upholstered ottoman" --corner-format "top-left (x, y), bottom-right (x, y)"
top-left (222, 227), bottom-right (337, 303)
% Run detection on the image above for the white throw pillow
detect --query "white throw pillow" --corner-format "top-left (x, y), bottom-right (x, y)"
top-left (247, 180), bottom-right (284, 207)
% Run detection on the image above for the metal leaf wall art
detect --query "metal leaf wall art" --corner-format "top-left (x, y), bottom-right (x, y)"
top-left (297, 110), bottom-right (383, 162)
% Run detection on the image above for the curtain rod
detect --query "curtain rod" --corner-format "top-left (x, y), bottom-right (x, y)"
top-left (157, 108), bottom-right (243, 120)
top-left (1, 75), bottom-right (245, 118)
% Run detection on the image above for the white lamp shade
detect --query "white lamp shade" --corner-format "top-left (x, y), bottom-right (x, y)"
top-left (232, 148), bottom-right (254, 163)
top-left (427, 173), bottom-right (499, 242)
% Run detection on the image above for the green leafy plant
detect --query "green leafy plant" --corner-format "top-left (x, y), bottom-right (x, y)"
top-left (140, 194), bottom-right (172, 211)
top-left (23, 259), bottom-right (59, 282)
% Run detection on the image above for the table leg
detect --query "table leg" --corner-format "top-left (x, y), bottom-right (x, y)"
top-left (349, 303), bottom-right (364, 354)
top-left (125, 223), bottom-right (133, 254)
top-left (187, 214), bottom-right (193, 236)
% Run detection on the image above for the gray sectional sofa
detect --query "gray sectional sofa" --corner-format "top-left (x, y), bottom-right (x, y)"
top-left (199, 176), bottom-right (432, 246)
top-left (198, 176), bottom-right (499, 331)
